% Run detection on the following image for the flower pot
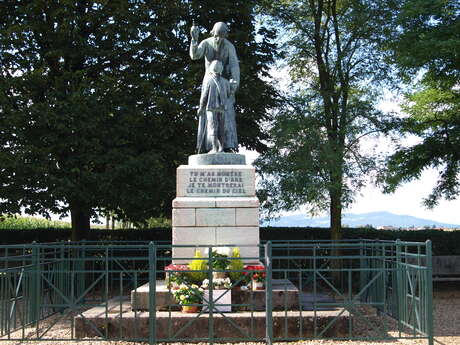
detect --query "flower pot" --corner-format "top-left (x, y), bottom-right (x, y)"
top-left (181, 305), bottom-right (200, 313)
top-left (252, 281), bottom-right (264, 291)
top-left (212, 271), bottom-right (227, 280)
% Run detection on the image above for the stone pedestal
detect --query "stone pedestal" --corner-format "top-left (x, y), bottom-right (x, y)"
top-left (172, 156), bottom-right (260, 264)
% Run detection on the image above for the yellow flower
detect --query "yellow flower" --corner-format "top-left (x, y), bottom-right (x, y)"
top-left (180, 295), bottom-right (186, 301)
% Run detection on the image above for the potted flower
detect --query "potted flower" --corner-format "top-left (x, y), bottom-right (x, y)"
top-left (172, 283), bottom-right (204, 313)
top-left (165, 264), bottom-right (189, 290)
top-left (201, 277), bottom-right (232, 312)
top-left (210, 248), bottom-right (231, 279)
top-left (202, 277), bottom-right (232, 290)
top-left (245, 265), bottom-right (265, 291)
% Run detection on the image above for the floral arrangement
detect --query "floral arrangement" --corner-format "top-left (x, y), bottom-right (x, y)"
top-left (244, 265), bottom-right (266, 282)
top-left (210, 250), bottom-right (230, 271)
top-left (165, 264), bottom-right (189, 288)
top-left (172, 283), bottom-right (204, 306)
top-left (187, 250), bottom-right (208, 283)
top-left (228, 247), bottom-right (245, 283)
top-left (202, 277), bottom-right (232, 289)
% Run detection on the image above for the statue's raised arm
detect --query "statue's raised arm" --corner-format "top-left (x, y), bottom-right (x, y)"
top-left (189, 22), bottom-right (240, 154)
top-left (189, 23), bottom-right (205, 60)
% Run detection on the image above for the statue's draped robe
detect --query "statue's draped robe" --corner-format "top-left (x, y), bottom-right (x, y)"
top-left (190, 38), bottom-right (240, 153)
top-left (198, 75), bottom-right (231, 152)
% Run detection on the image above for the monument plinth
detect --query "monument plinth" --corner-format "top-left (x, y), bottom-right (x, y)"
top-left (172, 153), bottom-right (260, 263)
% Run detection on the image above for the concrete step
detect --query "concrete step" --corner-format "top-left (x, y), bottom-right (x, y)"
top-left (300, 292), bottom-right (337, 311)
top-left (74, 299), bottom-right (349, 340)
top-left (131, 279), bottom-right (300, 311)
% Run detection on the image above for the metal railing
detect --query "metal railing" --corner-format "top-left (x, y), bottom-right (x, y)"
top-left (0, 240), bottom-right (433, 344)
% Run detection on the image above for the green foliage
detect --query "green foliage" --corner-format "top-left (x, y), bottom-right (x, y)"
top-left (381, 0), bottom-right (460, 207)
top-left (256, 0), bottom-right (397, 238)
top-left (228, 247), bottom-right (245, 283)
top-left (172, 284), bottom-right (203, 305)
top-left (0, 215), bottom-right (70, 230)
top-left (0, 227), bottom-right (459, 255)
top-left (187, 250), bottom-right (208, 284)
top-left (389, 0), bottom-right (460, 84)
top-left (0, 1), bottom-right (279, 239)
top-left (210, 251), bottom-right (230, 271)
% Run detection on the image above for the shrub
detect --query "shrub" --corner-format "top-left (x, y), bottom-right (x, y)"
top-left (187, 250), bottom-right (208, 283)
top-left (228, 247), bottom-right (245, 283)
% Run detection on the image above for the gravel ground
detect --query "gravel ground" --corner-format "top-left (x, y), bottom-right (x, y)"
top-left (1, 282), bottom-right (458, 345)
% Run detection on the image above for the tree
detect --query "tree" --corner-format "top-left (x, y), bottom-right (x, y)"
top-left (0, 1), bottom-right (278, 240)
top-left (256, 0), bottom-right (396, 241)
top-left (381, 0), bottom-right (460, 207)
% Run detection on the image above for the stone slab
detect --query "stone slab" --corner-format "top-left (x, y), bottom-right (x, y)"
top-left (172, 196), bottom-right (259, 208)
top-left (195, 208), bottom-right (236, 226)
top-left (236, 208), bottom-right (259, 226)
top-left (172, 226), bottom-right (260, 264)
top-left (188, 153), bottom-right (246, 165)
top-left (172, 208), bottom-right (196, 227)
top-left (177, 165), bottom-right (255, 197)
top-left (215, 227), bottom-right (259, 246)
top-left (215, 197), bottom-right (259, 208)
top-left (173, 197), bottom-right (217, 208)
top-left (75, 300), bottom-right (349, 340)
top-left (131, 279), bottom-right (299, 312)
top-left (203, 289), bottom-right (232, 312)
top-left (172, 227), bottom-right (215, 262)
top-left (131, 280), bottom-right (176, 311)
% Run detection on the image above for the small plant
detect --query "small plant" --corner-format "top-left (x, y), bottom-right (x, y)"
top-left (172, 284), bottom-right (204, 306)
top-left (245, 265), bottom-right (266, 282)
top-left (228, 247), bottom-right (245, 283)
top-left (202, 277), bottom-right (232, 289)
top-left (187, 250), bottom-right (208, 284)
top-left (165, 264), bottom-right (190, 289)
top-left (211, 250), bottom-right (230, 271)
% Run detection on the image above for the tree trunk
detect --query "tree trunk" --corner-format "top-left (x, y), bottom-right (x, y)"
top-left (330, 187), bottom-right (343, 286)
top-left (70, 203), bottom-right (90, 241)
top-left (330, 189), bottom-right (342, 242)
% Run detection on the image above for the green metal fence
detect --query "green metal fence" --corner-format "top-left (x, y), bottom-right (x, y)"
top-left (0, 240), bottom-right (433, 344)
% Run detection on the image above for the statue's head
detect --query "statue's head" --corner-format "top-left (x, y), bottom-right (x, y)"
top-left (209, 60), bottom-right (223, 76)
top-left (210, 22), bottom-right (228, 46)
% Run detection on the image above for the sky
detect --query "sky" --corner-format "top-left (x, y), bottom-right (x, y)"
top-left (241, 78), bottom-right (460, 226)
top-left (242, 149), bottom-right (460, 226)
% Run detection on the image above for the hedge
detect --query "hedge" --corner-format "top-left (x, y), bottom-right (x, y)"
top-left (0, 227), bottom-right (459, 256)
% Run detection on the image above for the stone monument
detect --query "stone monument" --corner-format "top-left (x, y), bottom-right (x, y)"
top-left (171, 21), bottom-right (259, 263)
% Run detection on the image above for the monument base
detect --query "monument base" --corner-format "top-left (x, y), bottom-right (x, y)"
top-left (188, 152), bottom-right (246, 165)
top-left (130, 279), bottom-right (300, 311)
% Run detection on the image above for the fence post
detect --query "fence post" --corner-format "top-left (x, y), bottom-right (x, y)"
top-left (359, 239), bottom-right (365, 301)
top-left (208, 245), bottom-right (214, 345)
top-left (426, 240), bottom-right (434, 345)
top-left (30, 241), bottom-right (40, 324)
top-left (148, 242), bottom-right (156, 345)
top-left (395, 239), bottom-right (403, 332)
top-left (265, 241), bottom-right (273, 345)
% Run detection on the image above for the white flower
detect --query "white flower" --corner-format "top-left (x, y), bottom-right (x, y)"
top-left (215, 247), bottom-right (231, 256)
top-left (202, 279), bottom-right (209, 288)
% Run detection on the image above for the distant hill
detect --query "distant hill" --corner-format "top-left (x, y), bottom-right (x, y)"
top-left (262, 211), bottom-right (460, 228)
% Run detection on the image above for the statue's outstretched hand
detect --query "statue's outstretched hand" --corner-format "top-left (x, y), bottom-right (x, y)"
top-left (191, 25), bottom-right (199, 41)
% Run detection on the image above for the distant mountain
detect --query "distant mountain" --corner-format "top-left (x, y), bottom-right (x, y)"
top-left (262, 211), bottom-right (460, 228)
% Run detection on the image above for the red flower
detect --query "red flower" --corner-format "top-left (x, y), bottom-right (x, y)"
top-left (165, 264), bottom-right (189, 272)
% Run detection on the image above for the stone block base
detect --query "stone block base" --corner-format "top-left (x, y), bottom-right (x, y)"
top-left (131, 279), bottom-right (299, 311)
top-left (172, 196), bottom-right (260, 264)
top-left (75, 301), bottom-right (348, 340)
